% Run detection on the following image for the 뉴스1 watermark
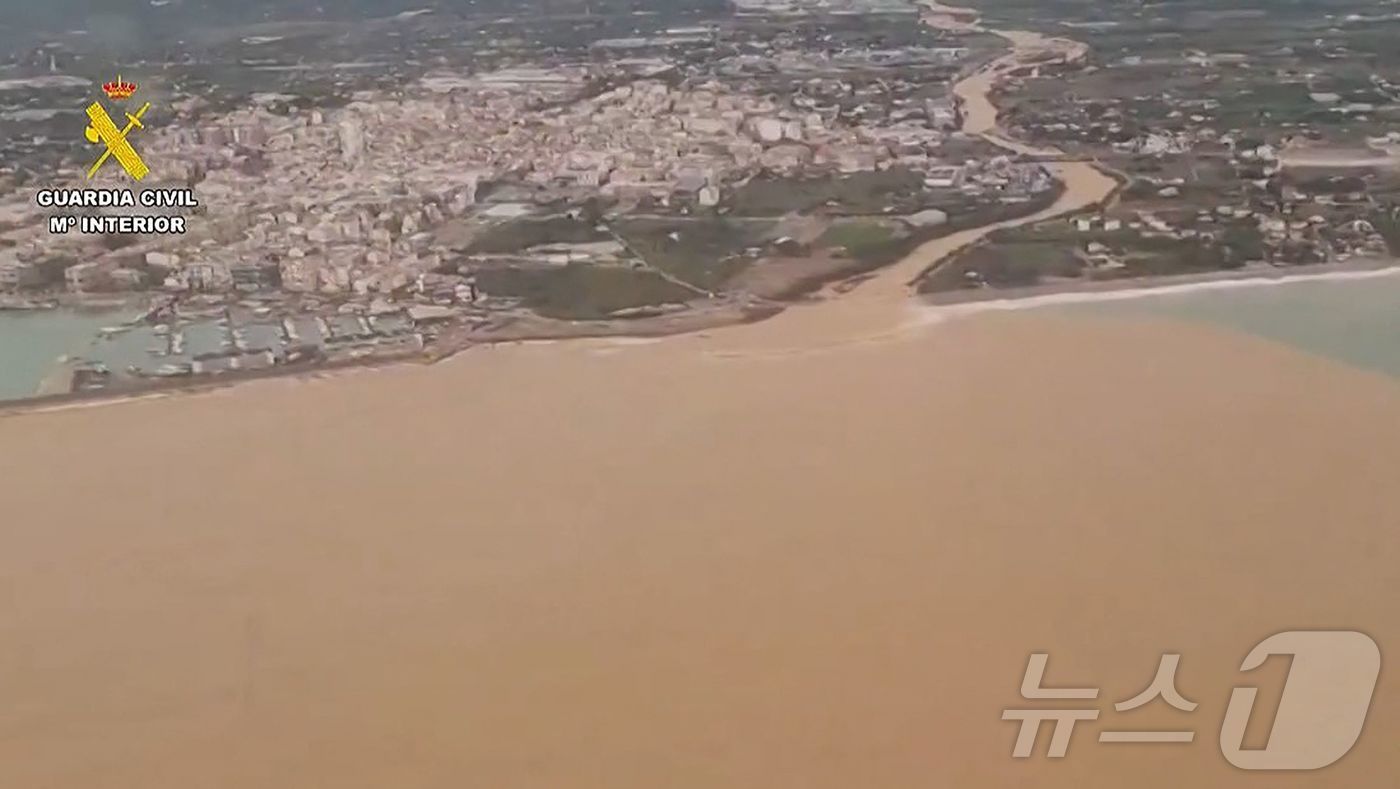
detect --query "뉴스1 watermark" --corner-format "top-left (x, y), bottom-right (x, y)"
top-left (1003, 630), bottom-right (1380, 770)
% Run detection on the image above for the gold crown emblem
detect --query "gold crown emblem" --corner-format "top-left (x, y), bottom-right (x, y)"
top-left (102, 75), bottom-right (138, 100)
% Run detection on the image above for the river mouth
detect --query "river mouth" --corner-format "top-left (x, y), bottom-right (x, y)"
top-left (5, 290), bottom-right (1400, 789)
top-left (4, 7), bottom-right (1400, 789)
top-left (1, 0), bottom-right (1116, 411)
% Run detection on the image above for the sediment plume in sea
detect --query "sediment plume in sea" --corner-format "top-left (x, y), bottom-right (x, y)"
top-left (3, 311), bottom-right (1400, 788)
top-left (3, 5), bottom-right (1400, 788)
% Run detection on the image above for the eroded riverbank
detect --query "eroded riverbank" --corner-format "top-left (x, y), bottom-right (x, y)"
top-left (0, 10), bottom-right (1114, 411)
top-left (691, 1), bottom-right (1118, 354)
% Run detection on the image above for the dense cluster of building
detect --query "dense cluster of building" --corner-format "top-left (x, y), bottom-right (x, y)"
top-left (731, 0), bottom-right (919, 16)
top-left (2, 56), bottom-right (983, 298)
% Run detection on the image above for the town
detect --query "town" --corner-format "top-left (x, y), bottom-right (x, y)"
top-left (3, 0), bottom-right (1400, 397)
top-left (0, 0), bottom-right (1063, 396)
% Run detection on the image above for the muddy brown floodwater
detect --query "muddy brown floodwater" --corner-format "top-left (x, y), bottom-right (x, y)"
top-left (2, 4), bottom-right (1399, 788)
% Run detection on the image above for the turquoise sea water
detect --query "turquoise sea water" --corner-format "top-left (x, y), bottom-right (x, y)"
top-left (0, 309), bottom-right (130, 401)
top-left (0, 306), bottom-right (412, 403)
top-left (1059, 273), bottom-right (1400, 379)
top-left (3, 274), bottom-right (1399, 403)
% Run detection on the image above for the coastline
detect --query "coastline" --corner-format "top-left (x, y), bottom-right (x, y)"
top-left (12, 253), bottom-right (1397, 417)
top-left (7, 6), bottom-right (1400, 788)
top-left (5, 287), bottom-right (1400, 789)
top-left (0, 0), bottom-right (1380, 413)
top-left (0, 298), bottom-right (781, 419)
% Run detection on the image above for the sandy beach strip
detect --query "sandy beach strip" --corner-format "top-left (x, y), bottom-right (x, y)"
top-left (914, 259), bottom-right (1400, 318)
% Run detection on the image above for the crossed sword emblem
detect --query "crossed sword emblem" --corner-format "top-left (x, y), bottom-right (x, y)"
top-left (85, 100), bottom-right (152, 181)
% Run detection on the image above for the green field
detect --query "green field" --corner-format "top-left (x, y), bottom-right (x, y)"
top-left (614, 218), bottom-right (775, 292)
top-left (474, 265), bottom-right (696, 321)
top-left (729, 169), bottom-right (928, 217)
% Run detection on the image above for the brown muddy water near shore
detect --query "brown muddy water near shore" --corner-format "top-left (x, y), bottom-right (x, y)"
top-left (2, 309), bottom-right (1400, 788)
top-left (4, 4), bottom-right (1399, 786)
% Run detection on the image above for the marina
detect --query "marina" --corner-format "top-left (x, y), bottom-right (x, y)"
top-left (0, 301), bottom-right (423, 402)
top-left (8, 265), bottom-right (1400, 405)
